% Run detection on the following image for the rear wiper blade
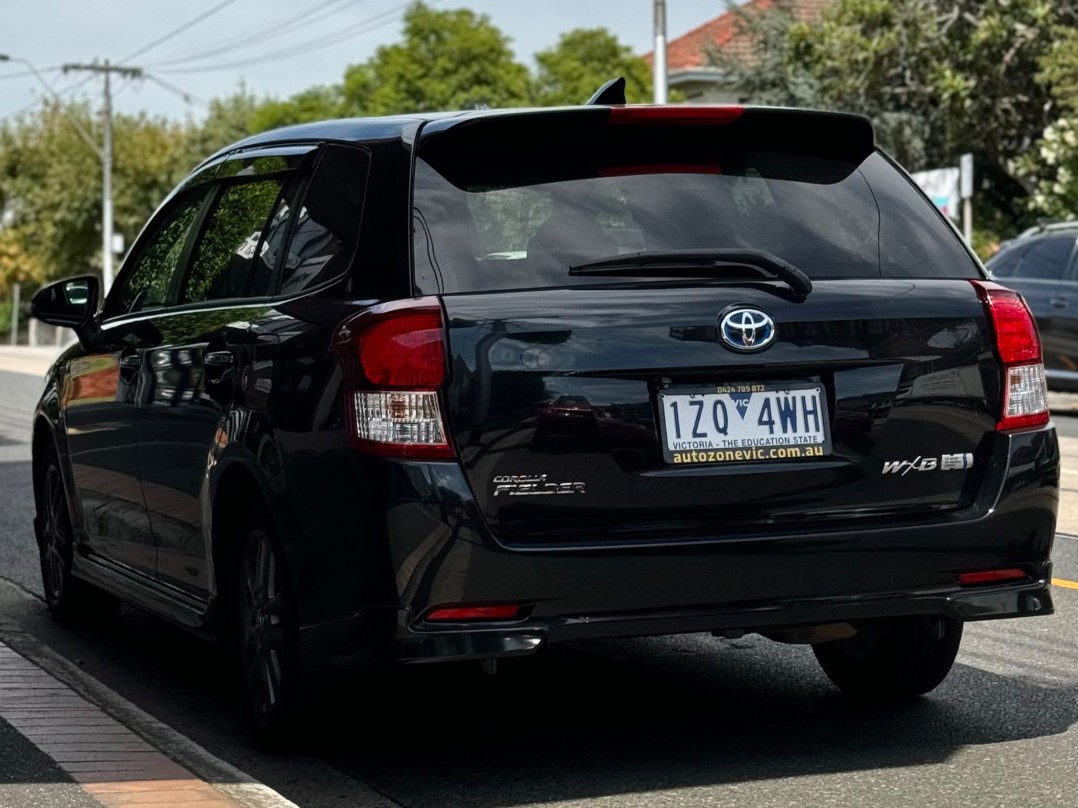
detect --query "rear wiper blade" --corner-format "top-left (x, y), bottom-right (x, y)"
top-left (568, 249), bottom-right (813, 298)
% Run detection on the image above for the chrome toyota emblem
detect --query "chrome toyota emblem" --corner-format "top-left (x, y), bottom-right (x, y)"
top-left (719, 307), bottom-right (776, 352)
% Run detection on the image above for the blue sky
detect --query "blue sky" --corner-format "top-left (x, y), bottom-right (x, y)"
top-left (0, 1), bottom-right (734, 121)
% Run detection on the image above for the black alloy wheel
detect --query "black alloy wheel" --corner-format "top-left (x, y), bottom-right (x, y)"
top-left (36, 447), bottom-right (113, 621)
top-left (233, 511), bottom-right (301, 744)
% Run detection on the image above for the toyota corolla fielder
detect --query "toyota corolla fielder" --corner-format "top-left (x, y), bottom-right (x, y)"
top-left (29, 95), bottom-right (1058, 738)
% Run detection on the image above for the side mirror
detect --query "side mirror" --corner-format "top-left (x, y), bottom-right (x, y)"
top-left (30, 275), bottom-right (100, 345)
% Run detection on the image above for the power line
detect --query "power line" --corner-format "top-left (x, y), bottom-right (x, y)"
top-left (144, 74), bottom-right (209, 107)
top-left (121, 0), bottom-right (242, 62)
top-left (0, 65), bottom-right (61, 81)
top-left (144, 0), bottom-right (365, 69)
top-left (157, 1), bottom-right (424, 74)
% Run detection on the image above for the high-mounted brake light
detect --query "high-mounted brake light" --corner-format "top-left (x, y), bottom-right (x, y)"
top-left (335, 298), bottom-right (454, 459)
top-left (971, 280), bottom-right (1049, 432)
top-left (607, 105), bottom-right (744, 126)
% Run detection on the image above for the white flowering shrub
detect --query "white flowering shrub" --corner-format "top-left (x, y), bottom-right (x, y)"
top-left (1025, 117), bottom-right (1078, 218)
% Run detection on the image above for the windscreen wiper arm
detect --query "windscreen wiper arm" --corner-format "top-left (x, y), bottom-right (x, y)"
top-left (568, 249), bottom-right (813, 298)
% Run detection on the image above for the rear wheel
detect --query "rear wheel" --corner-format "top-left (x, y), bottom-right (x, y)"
top-left (231, 509), bottom-right (302, 746)
top-left (812, 616), bottom-right (962, 700)
top-left (36, 447), bottom-right (115, 622)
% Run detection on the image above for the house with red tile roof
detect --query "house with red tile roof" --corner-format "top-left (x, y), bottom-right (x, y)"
top-left (644, 0), bottom-right (833, 102)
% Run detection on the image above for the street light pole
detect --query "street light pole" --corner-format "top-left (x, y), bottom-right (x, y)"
top-left (653, 0), bottom-right (668, 104)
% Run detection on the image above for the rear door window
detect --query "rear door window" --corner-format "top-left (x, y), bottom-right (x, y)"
top-left (180, 177), bottom-right (296, 304)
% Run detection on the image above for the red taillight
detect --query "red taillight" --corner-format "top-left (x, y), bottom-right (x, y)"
top-left (425, 604), bottom-right (521, 622)
top-left (607, 105), bottom-right (744, 126)
top-left (957, 568), bottom-right (1027, 586)
top-left (335, 298), bottom-right (454, 459)
top-left (971, 280), bottom-right (1049, 431)
top-left (358, 309), bottom-right (446, 390)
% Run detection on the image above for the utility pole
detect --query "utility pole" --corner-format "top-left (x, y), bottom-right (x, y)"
top-left (653, 0), bottom-right (668, 104)
top-left (10, 283), bottom-right (19, 346)
top-left (61, 60), bottom-right (143, 293)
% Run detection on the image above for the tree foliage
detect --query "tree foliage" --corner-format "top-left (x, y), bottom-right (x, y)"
top-left (0, 2), bottom-right (649, 299)
top-left (0, 102), bottom-right (188, 285)
top-left (534, 28), bottom-right (652, 106)
top-left (342, 3), bottom-right (531, 115)
top-left (712, 0), bottom-right (1078, 234)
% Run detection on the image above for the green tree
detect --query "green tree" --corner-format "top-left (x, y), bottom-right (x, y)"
top-left (712, 0), bottom-right (1078, 235)
top-left (182, 85), bottom-right (266, 167)
top-left (1018, 26), bottom-right (1078, 218)
top-left (341, 2), bottom-right (531, 115)
top-left (250, 85), bottom-right (343, 132)
top-left (0, 101), bottom-right (189, 288)
top-left (533, 28), bottom-right (652, 106)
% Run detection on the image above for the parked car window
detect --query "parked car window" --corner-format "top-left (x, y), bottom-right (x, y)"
top-left (986, 244), bottom-right (1028, 278)
top-left (279, 145), bottom-right (369, 296)
top-left (180, 178), bottom-right (293, 304)
top-left (106, 190), bottom-right (207, 317)
top-left (1011, 237), bottom-right (1074, 281)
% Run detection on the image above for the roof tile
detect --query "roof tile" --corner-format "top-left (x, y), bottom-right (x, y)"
top-left (644, 0), bottom-right (833, 71)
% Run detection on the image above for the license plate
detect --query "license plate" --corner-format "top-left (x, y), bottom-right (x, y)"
top-left (658, 383), bottom-right (831, 465)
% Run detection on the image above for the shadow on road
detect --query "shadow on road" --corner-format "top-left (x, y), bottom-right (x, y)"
top-left (3, 591), bottom-right (1076, 808)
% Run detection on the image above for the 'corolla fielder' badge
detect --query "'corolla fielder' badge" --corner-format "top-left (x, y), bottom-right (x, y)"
top-left (719, 307), bottom-right (776, 352)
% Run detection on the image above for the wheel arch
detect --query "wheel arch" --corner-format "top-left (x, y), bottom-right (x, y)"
top-left (208, 459), bottom-right (292, 627)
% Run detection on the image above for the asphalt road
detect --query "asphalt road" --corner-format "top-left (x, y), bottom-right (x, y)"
top-left (2, 366), bottom-right (1078, 807)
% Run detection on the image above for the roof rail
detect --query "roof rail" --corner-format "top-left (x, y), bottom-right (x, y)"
top-left (1017, 220), bottom-right (1078, 238)
top-left (587, 77), bottom-right (626, 106)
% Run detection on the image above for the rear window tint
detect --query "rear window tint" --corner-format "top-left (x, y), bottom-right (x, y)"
top-left (412, 117), bottom-right (978, 294)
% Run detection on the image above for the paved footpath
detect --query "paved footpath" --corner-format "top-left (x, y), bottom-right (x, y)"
top-left (0, 617), bottom-right (297, 808)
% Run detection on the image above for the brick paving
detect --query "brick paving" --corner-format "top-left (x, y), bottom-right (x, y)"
top-left (0, 641), bottom-right (248, 808)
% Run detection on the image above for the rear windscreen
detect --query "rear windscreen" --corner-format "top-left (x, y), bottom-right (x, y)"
top-left (412, 113), bottom-right (980, 294)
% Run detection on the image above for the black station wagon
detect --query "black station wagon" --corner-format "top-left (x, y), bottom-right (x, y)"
top-left (30, 91), bottom-right (1059, 738)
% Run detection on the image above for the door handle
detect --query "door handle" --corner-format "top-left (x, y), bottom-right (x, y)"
top-left (205, 351), bottom-right (235, 369)
top-left (118, 354), bottom-right (141, 381)
top-left (1051, 297), bottom-right (1070, 308)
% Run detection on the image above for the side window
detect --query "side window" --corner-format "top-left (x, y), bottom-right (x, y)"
top-left (180, 177), bottom-right (292, 304)
top-left (986, 244), bottom-right (1027, 278)
top-left (279, 146), bottom-right (369, 296)
top-left (107, 190), bottom-right (207, 317)
top-left (1013, 237), bottom-right (1074, 281)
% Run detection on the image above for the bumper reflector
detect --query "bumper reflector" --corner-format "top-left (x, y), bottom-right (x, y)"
top-left (425, 605), bottom-right (521, 622)
top-left (958, 568), bottom-right (1027, 586)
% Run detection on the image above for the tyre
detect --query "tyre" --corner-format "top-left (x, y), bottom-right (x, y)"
top-left (812, 616), bottom-right (963, 700)
top-left (229, 506), bottom-right (303, 746)
top-left (36, 446), bottom-right (115, 622)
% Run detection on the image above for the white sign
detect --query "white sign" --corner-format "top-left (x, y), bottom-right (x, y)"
top-left (960, 153), bottom-right (974, 199)
top-left (911, 167), bottom-right (961, 221)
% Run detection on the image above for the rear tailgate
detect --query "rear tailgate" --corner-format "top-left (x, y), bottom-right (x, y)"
top-left (441, 282), bottom-right (997, 542)
top-left (413, 107), bottom-right (998, 544)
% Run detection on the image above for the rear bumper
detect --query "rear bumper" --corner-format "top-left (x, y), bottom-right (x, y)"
top-left (297, 424), bottom-right (1059, 667)
top-left (394, 573), bottom-right (1054, 663)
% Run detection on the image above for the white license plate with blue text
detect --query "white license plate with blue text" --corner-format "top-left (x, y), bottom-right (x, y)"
top-left (658, 383), bottom-right (831, 465)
